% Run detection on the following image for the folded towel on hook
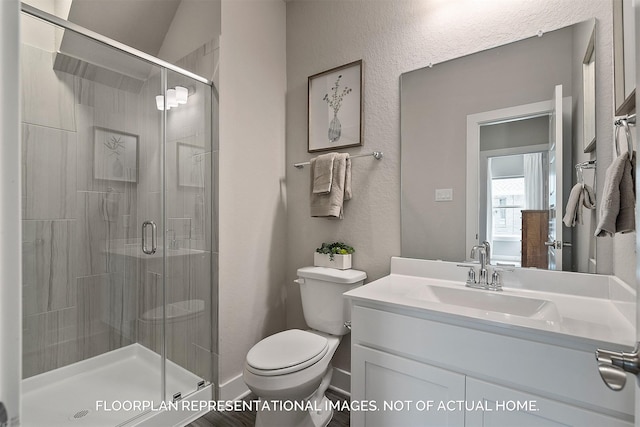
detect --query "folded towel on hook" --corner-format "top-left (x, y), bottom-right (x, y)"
top-left (310, 153), bottom-right (351, 218)
top-left (563, 183), bottom-right (595, 227)
top-left (583, 184), bottom-right (596, 209)
top-left (312, 153), bottom-right (336, 194)
top-left (595, 152), bottom-right (635, 236)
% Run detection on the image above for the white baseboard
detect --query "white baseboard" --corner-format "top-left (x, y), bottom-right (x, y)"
top-left (219, 373), bottom-right (250, 401)
top-left (329, 367), bottom-right (350, 396)
top-left (220, 367), bottom-right (350, 401)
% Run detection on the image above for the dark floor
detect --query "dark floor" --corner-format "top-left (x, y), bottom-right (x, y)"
top-left (187, 389), bottom-right (350, 427)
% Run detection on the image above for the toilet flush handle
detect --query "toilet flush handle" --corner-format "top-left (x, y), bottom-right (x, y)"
top-left (293, 278), bottom-right (305, 285)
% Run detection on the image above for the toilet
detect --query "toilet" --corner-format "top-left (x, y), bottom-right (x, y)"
top-left (243, 267), bottom-right (366, 427)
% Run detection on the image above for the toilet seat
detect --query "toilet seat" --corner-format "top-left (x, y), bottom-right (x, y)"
top-left (246, 329), bottom-right (329, 376)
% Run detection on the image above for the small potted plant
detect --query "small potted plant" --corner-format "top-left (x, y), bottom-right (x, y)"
top-left (314, 242), bottom-right (355, 270)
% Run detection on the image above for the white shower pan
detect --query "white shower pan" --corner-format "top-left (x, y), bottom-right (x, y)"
top-left (22, 344), bottom-right (211, 427)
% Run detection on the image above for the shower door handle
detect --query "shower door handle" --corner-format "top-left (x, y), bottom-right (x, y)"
top-left (142, 220), bottom-right (157, 255)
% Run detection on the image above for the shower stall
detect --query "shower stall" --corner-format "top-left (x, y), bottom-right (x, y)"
top-left (16, 4), bottom-right (218, 426)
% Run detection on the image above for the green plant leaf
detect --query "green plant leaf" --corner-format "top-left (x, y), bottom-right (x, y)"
top-left (315, 241), bottom-right (355, 261)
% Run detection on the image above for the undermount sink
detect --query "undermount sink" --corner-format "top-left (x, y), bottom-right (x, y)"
top-left (417, 284), bottom-right (560, 321)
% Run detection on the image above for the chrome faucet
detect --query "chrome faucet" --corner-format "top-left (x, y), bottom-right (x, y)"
top-left (481, 240), bottom-right (491, 266)
top-left (460, 241), bottom-right (502, 291)
top-left (470, 244), bottom-right (489, 286)
top-left (458, 262), bottom-right (503, 291)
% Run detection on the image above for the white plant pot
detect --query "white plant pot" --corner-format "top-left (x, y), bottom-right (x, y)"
top-left (314, 253), bottom-right (352, 270)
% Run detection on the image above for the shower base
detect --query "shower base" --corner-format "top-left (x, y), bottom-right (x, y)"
top-left (22, 343), bottom-right (211, 427)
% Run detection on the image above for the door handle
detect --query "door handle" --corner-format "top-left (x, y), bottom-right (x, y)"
top-left (142, 220), bottom-right (157, 255)
top-left (595, 343), bottom-right (640, 391)
top-left (544, 240), bottom-right (570, 249)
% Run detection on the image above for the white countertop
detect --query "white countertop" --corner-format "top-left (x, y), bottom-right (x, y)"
top-left (344, 258), bottom-right (636, 350)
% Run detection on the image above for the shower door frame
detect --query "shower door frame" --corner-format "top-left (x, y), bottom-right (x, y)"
top-left (20, 3), bottom-right (212, 87)
top-left (0, 1), bottom-right (22, 426)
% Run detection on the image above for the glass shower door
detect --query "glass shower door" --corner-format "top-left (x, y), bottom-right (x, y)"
top-left (162, 69), bottom-right (214, 400)
top-left (19, 11), bottom-right (167, 425)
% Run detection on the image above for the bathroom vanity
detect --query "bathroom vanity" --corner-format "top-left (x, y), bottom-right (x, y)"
top-left (345, 257), bottom-right (635, 427)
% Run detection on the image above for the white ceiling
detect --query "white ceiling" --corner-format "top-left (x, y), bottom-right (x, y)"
top-left (67, 0), bottom-right (181, 56)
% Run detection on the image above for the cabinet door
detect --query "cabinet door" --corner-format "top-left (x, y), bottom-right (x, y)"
top-left (465, 378), bottom-right (632, 427)
top-left (352, 345), bottom-right (465, 427)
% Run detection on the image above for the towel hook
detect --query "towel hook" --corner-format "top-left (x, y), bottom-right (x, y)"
top-left (615, 116), bottom-right (634, 160)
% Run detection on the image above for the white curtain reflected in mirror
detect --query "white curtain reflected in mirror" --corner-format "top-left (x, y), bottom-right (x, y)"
top-left (524, 152), bottom-right (545, 210)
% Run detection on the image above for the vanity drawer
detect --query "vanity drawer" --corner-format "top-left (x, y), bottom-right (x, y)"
top-left (351, 304), bottom-right (634, 419)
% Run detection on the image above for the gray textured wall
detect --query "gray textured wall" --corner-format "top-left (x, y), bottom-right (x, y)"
top-left (286, 0), bottom-right (619, 375)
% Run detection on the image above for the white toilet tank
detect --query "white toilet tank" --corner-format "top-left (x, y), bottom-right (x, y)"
top-left (296, 267), bottom-right (366, 336)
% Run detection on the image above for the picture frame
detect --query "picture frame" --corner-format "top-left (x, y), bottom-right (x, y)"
top-left (308, 60), bottom-right (363, 153)
top-left (93, 127), bottom-right (138, 183)
top-left (177, 142), bottom-right (206, 188)
top-left (613, 0), bottom-right (636, 115)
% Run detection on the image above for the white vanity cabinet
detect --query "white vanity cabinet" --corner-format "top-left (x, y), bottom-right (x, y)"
top-left (350, 304), bottom-right (634, 427)
top-left (352, 345), bottom-right (465, 426)
top-left (465, 378), bottom-right (631, 427)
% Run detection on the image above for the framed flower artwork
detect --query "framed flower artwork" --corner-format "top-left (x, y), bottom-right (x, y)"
top-left (93, 127), bottom-right (138, 183)
top-left (308, 60), bottom-right (363, 152)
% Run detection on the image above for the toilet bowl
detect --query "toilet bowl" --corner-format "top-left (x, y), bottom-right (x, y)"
top-left (244, 329), bottom-right (339, 400)
top-left (243, 267), bottom-right (366, 427)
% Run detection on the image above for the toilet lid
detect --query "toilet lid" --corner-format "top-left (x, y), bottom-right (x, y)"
top-left (246, 329), bottom-right (329, 375)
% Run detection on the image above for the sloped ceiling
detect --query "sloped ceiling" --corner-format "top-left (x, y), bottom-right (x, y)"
top-left (67, 0), bottom-right (181, 57)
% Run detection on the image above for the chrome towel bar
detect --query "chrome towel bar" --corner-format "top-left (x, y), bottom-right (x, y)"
top-left (294, 151), bottom-right (383, 169)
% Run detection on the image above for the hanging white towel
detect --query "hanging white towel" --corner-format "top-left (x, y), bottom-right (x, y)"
top-left (312, 153), bottom-right (336, 194)
top-left (595, 152), bottom-right (634, 236)
top-left (563, 183), bottom-right (584, 227)
top-left (310, 153), bottom-right (351, 218)
top-left (563, 183), bottom-right (596, 227)
top-left (582, 184), bottom-right (596, 210)
top-left (616, 154), bottom-right (635, 233)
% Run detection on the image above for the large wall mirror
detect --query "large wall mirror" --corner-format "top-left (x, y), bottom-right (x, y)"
top-left (401, 19), bottom-right (604, 274)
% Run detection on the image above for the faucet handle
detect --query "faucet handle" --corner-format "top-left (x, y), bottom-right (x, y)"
top-left (467, 268), bottom-right (477, 285)
top-left (456, 264), bottom-right (477, 286)
top-left (489, 270), bottom-right (503, 291)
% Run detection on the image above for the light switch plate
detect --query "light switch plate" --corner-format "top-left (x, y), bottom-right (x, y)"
top-left (435, 188), bottom-right (453, 202)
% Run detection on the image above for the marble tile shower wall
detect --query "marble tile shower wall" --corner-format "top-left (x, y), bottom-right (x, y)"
top-left (21, 42), bottom-right (141, 378)
top-left (20, 41), bottom-right (218, 382)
